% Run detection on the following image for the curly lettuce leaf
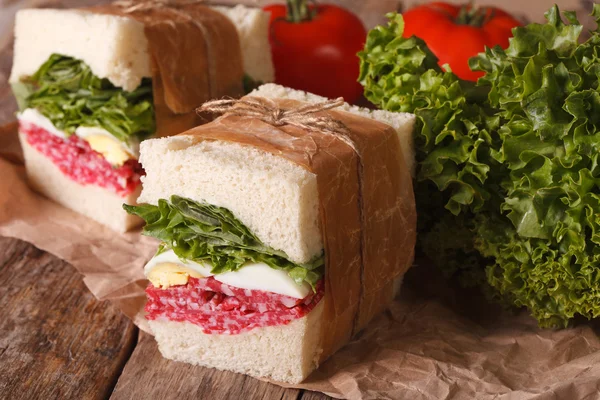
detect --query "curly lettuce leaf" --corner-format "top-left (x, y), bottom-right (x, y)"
top-left (13, 54), bottom-right (155, 144)
top-left (359, 13), bottom-right (503, 216)
top-left (124, 196), bottom-right (324, 289)
top-left (360, 5), bottom-right (600, 327)
top-left (467, 4), bottom-right (600, 327)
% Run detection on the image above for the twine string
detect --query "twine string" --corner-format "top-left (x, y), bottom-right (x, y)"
top-left (112, 0), bottom-right (204, 13)
top-left (198, 97), bottom-right (357, 152)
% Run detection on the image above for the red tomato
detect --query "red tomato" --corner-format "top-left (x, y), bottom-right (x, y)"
top-left (263, 3), bottom-right (366, 104)
top-left (402, 2), bottom-right (521, 81)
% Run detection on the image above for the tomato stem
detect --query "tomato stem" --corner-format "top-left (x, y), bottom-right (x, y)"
top-left (455, 2), bottom-right (492, 27)
top-left (286, 0), bottom-right (315, 23)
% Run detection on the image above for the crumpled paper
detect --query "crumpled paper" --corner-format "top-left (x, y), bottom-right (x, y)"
top-left (2, 118), bottom-right (600, 400)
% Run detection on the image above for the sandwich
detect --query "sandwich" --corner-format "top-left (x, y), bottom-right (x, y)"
top-left (10, 4), bottom-right (274, 232)
top-left (124, 83), bottom-right (417, 383)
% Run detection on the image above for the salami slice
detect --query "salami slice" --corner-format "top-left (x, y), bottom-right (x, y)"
top-left (20, 121), bottom-right (143, 196)
top-left (146, 276), bottom-right (324, 334)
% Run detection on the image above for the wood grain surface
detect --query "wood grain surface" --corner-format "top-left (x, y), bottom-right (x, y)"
top-left (0, 237), bottom-right (137, 400)
top-left (0, 236), bottom-right (332, 399)
top-left (111, 333), bottom-right (303, 400)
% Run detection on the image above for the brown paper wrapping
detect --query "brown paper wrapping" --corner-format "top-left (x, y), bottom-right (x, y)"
top-left (181, 97), bottom-right (417, 361)
top-left (84, 2), bottom-right (245, 137)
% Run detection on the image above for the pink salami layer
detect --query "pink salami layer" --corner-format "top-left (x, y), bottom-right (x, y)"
top-left (145, 276), bottom-right (324, 335)
top-left (19, 120), bottom-right (143, 197)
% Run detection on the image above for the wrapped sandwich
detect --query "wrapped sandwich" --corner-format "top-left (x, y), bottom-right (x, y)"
top-left (9, 3), bottom-right (274, 232)
top-left (124, 84), bottom-right (417, 383)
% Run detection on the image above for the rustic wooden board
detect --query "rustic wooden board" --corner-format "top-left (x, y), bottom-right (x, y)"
top-left (0, 237), bottom-right (137, 400)
top-left (300, 391), bottom-right (332, 400)
top-left (110, 332), bottom-right (331, 400)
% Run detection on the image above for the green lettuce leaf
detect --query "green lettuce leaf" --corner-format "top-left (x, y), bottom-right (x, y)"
top-left (124, 196), bottom-right (324, 289)
top-left (14, 53), bottom-right (155, 144)
top-left (469, 4), bottom-right (600, 327)
top-left (359, 5), bottom-right (600, 327)
top-left (359, 13), bottom-right (503, 216)
top-left (243, 74), bottom-right (263, 94)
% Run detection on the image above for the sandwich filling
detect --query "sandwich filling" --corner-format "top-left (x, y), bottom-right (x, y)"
top-left (13, 54), bottom-right (155, 196)
top-left (125, 196), bottom-right (325, 334)
top-left (145, 276), bottom-right (323, 334)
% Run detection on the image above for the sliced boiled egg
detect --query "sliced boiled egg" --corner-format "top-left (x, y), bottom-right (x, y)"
top-left (18, 108), bottom-right (66, 138)
top-left (18, 108), bottom-right (139, 166)
top-left (75, 126), bottom-right (138, 166)
top-left (147, 262), bottom-right (205, 289)
top-left (144, 249), bottom-right (311, 299)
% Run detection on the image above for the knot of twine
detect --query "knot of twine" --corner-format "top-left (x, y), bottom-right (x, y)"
top-left (198, 97), bottom-right (356, 151)
top-left (112, 0), bottom-right (203, 13)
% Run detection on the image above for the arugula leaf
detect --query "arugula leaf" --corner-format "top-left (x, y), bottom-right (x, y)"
top-left (360, 5), bottom-right (600, 328)
top-left (124, 196), bottom-right (324, 289)
top-left (13, 54), bottom-right (155, 144)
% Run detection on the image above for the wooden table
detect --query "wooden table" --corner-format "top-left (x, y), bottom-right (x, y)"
top-left (0, 236), bottom-right (331, 399)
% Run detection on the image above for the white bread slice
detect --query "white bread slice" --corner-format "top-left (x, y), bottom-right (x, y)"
top-left (9, 6), bottom-right (273, 92)
top-left (10, 9), bottom-right (150, 92)
top-left (213, 5), bottom-right (275, 83)
top-left (251, 83), bottom-right (416, 175)
top-left (138, 137), bottom-right (321, 264)
top-left (148, 300), bottom-right (324, 384)
top-left (19, 134), bottom-right (142, 233)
